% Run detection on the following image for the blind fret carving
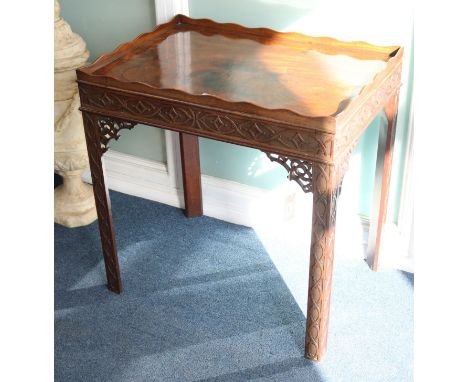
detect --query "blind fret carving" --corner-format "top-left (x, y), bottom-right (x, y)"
top-left (79, 86), bottom-right (334, 162)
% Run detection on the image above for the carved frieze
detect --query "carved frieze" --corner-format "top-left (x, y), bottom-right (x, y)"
top-left (79, 86), bottom-right (334, 162)
top-left (335, 65), bottom-right (402, 156)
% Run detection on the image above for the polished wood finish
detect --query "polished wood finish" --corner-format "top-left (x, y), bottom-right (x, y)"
top-left (77, 15), bottom-right (403, 361)
top-left (92, 28), bottom-right (389, 119)
top-left (179, 133), bottom-right (203, 217)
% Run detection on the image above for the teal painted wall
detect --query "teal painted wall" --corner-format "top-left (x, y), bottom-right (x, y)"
top-left (60, 0), bottom-right (167, 163)
top-left (60, 0), bottom-right (413, 221)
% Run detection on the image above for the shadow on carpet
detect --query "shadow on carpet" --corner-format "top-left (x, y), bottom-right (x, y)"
top-left (55, 191), bottom-right (413, 382)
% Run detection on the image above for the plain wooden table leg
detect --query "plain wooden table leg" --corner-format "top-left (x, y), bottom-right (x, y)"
top-left (305, 163), bottom-right (339, 361)
top-left (82, 112), bottom-right (122, 293)
top-left (367, 93), bottom-right (399, 271)
top-left (179, 132), bottom-right (203, 217)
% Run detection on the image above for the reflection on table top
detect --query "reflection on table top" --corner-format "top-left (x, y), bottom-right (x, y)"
top-left (82, 16), bottom-right (400, 119)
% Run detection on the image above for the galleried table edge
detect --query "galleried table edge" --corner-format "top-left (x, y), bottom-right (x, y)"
top-left (76, 14), bottom-right (403, 361)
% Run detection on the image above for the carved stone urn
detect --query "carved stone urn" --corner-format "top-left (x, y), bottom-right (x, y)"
top-left (54, 0), bottom-right (97, 227)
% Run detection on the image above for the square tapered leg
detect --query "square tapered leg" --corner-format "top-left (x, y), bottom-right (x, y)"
top-left (179, 133), bottom-right (203, 218)
top-left (304, 163), bottom-right (339, 361)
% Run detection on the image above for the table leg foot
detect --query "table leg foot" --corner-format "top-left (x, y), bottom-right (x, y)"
top-left (305, 163), bottom-right (338, 361)
top-left (179, 133), bottom-right (203, 218)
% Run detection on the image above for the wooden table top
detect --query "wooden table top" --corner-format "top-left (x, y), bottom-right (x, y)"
top-left (78, 15), bottom-right (402, 134)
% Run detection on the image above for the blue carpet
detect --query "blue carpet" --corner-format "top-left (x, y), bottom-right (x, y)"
top-left (55, 190), bottom-right (413, 381)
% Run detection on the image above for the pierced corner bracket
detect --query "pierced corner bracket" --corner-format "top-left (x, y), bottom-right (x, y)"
top-left (265, 153), bottom-right (313, 193)
top-left (98, 117), bottom-right (137, 154)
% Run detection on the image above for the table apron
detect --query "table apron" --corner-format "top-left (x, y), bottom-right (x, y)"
top-left (78, 86), bottom-right (336, 165)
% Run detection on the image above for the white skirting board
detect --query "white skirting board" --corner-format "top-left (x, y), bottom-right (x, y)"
top-left (82, 149), bottom-right (413, 273)
top-left (82, 149), bottom-right (267, 227)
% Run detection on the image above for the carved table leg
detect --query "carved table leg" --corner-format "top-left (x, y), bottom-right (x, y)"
top-left (305, 162), bottom-right (339, 361)
top-left (367, 93), bottom-right (399, 271)
top-left (264, 153), bottom-right (340, 361)
top-left (82, 112), bottom-right (122, 293)
top-left (179, 133), bottom-right (203, 217)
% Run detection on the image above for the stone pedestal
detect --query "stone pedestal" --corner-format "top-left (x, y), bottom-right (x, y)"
top-left (54, 0), bottom-right (97, 227)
